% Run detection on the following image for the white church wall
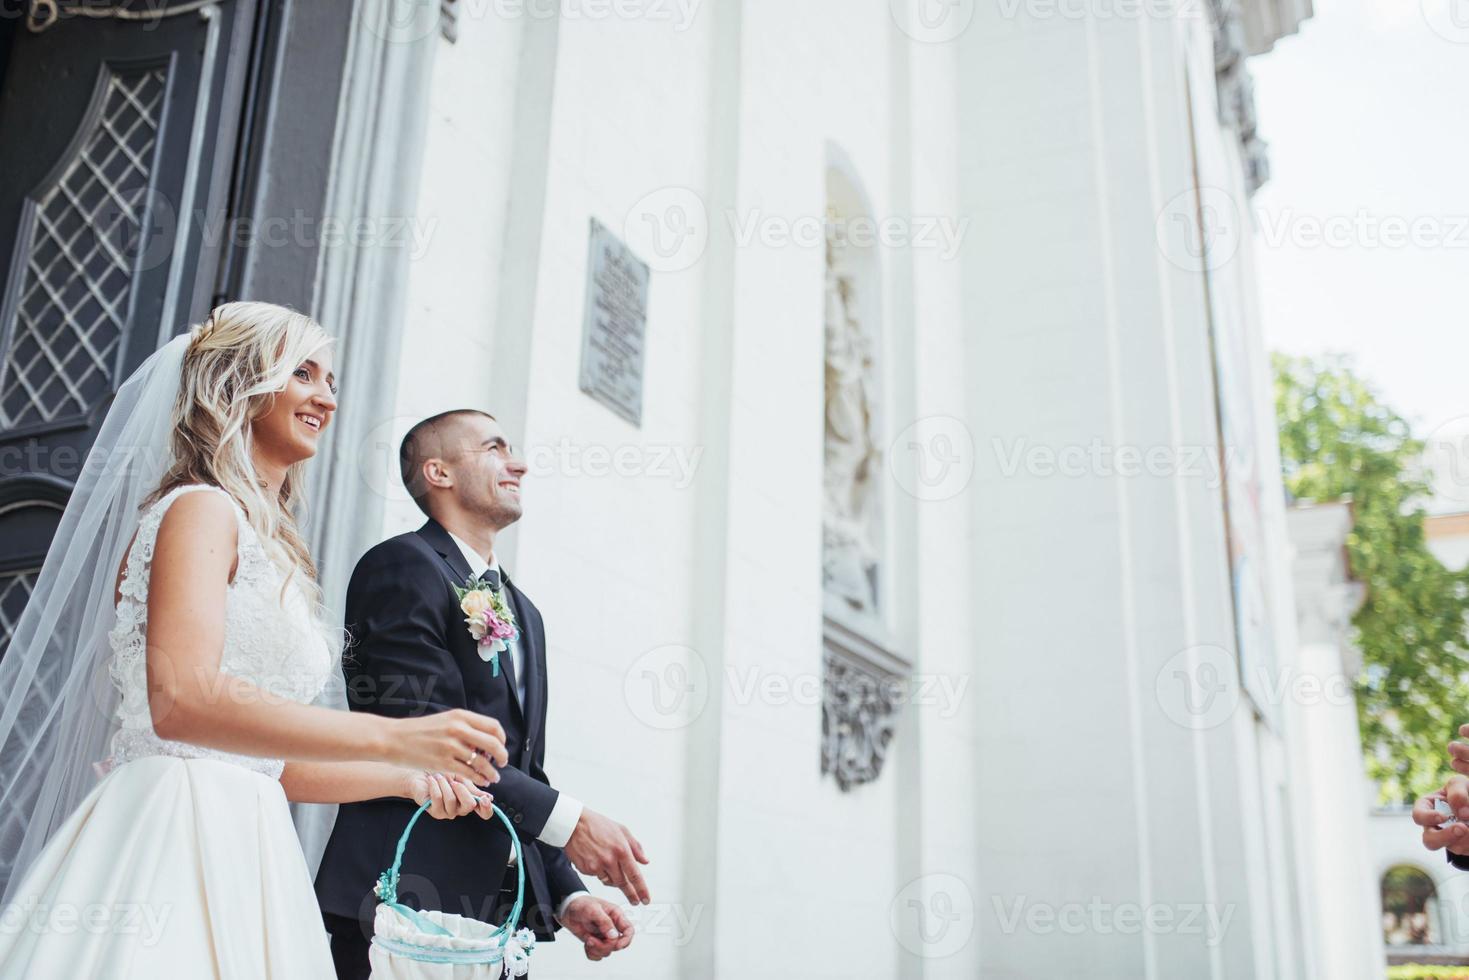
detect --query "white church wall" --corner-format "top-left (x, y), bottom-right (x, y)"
top-left (953, 2), bottom-right (1306, 977)
top-left (896, 13), bottom-right (983, 980)
top-left (373, 1), bottom-right (1320, 977)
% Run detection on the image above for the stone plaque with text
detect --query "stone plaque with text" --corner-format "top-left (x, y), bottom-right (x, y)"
top-left (578, 219), bottom-right (650, 426)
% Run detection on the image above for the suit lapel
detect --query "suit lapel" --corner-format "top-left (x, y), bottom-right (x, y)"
top-left (417, 519), bottom-right (475, 584)
top-left (416, 519), bottom-right (526, 728)
top-left (503, 573), bottom-right (541, 743)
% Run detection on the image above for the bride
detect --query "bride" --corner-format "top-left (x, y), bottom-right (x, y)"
top-left (0, 303), bottom-right (508, 977)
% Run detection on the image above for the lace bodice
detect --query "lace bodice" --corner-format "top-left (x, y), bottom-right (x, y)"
top-left (107, 484), bottom-right (338, 778)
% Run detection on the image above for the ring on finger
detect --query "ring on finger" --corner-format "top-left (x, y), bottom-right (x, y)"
top-left (466, 749), bottom-right (479, 765)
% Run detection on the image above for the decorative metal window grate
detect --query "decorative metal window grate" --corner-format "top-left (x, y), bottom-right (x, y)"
top-left (0, 65), bottom-right (167, 433)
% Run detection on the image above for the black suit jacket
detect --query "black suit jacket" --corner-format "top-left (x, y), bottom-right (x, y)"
top-left (314, 519), bottom-right (584, 940)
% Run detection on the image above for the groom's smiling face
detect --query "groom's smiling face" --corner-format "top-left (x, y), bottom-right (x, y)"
top-left (443, 413), bottom-right (527, 528)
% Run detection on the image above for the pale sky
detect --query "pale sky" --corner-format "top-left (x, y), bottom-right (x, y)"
top-left (1249, 0), bottom-right (1469, 437)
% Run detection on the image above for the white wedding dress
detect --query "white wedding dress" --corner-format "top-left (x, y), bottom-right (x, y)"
top-left (0, 484), bottom-right (340, 978)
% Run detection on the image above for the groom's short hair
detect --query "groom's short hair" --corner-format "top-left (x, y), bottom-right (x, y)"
top-left (399, 409), bottom-right (496, 517)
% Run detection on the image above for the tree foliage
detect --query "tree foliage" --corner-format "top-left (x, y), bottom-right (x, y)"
top-left (1274, 353), bottom-right (1469, 804)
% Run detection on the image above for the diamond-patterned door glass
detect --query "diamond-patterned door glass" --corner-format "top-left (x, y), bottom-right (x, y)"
top-left (0, 566), bottom-right (56, 886)
top-left (0, 65), bottom-right (168, 432)
top-left (0, 568), bottom-right (39, 659)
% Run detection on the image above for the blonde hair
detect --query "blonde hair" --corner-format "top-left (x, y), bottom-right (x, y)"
top-left (144, 301), bottom-right (334, 609)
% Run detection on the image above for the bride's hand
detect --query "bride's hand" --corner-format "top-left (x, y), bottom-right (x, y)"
top-left (384, 709), bottom-right (507, 786)
top-left (407, 771), bottom-right (495, 821)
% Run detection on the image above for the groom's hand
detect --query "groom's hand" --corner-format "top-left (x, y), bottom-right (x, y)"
top-left (564, 808), bottom-right (651, 905)
top-left (559, 896), bottom-right (635, 961)
top-left (1448, 725), bottom-right (1469, 776)
top-left (1414, 775), bottom-right (1469, 856)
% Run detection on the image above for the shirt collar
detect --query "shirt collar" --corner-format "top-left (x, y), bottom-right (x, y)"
top-left (446, 529), bottom-right (499, 581)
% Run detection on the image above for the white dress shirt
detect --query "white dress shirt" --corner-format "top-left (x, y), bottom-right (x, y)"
top-left (447, 532), bottom-right (588, 918)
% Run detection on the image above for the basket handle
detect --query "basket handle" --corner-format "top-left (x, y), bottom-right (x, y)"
top-left (376, 797), bottom-right (526, 943)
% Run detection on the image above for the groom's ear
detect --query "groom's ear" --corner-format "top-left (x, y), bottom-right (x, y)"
top-left (417, 457), bottom-right (457, 502)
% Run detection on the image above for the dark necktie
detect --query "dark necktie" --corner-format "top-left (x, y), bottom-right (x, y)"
top-left (477, 568), bottom-right (501, 592)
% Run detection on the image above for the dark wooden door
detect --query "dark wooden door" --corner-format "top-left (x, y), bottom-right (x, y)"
top-left (0, 2), bottom-right (256, 655)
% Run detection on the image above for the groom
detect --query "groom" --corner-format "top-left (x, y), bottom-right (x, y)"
top-left (315, 409), bottom-right (650, 979)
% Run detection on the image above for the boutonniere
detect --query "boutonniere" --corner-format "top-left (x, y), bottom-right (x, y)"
top-left (454, 575), bottom-right (519, 675)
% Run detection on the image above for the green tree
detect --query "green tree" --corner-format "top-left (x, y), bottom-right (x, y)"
top-left (1274, 352), bottom-right (1469, 804)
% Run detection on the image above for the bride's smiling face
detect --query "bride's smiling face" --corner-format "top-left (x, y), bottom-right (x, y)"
top-left (253, 350), bottom-right (338, 464)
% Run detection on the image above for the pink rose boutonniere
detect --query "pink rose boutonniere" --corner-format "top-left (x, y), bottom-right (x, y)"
top-left (454, 575), bottom-right (519, 676)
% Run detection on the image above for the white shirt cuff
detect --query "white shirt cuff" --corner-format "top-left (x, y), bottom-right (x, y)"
top-left (556, 890), bottom-right (591, 921)
top-left (539, 793), bottom-right (583, 848)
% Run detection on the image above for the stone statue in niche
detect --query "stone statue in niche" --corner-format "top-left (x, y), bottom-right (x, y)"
top-left (822, 237), bottom-right (882, 617)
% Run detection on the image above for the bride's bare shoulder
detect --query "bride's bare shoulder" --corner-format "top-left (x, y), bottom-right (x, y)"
top-left (113, 488), bottom-right (240, 603)
top-left (145, 489), bottom-right (240, 588)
